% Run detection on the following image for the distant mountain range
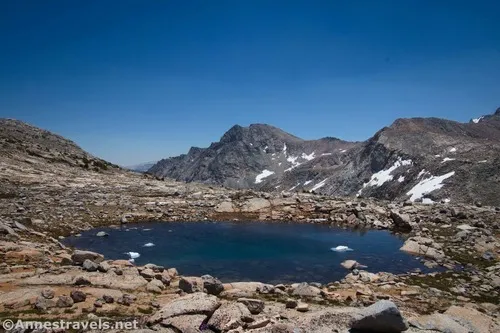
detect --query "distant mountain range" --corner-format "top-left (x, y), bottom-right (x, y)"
top-left (2, 109), bottom-right (499, 206)
top-left (125, 161), bottom-right (158, 173)
top-left (148, 108), bottom-right (500, 206)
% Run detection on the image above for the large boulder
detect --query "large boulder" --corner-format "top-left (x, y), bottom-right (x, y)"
top-left (351, 300), bottom-right (409, 333)
top-left (0, 222), bottom-right (18, 237)
top-left (202, 275), bottom-right (224, 296)
top-left (207, 302), bottom-right (251, 331)
top-left (341, 260), bottom-right (365, 270)
top-left (70, 290), bottom-right (87, 303)
top-left (400, 237), bottom-right (445, 260)
top-left (146, 279), bottom-right (165, 293)
top-left (71, 250), bottom-right (104, 265)
top-left (179, 276), bottom-right (204, 293)
top-left (41, 288), bottom-right (55, 299)
top-left (82, 259), bottom-right (99, 272)
top-left (148, 292), bottom-right (220, 324)
top-left (161, 314), bottom-right (209, 332)
top-left (34, 296), bottom-right (56, 310)
top-left (56, 295), bottom-right (74, 308)
top-left (390, 210), bottom-right (412, 231)
top-left (291, 283), bottom-right (322, 297)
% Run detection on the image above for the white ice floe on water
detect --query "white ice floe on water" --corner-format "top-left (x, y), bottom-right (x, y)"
top-left (406, 171), bottom-right (455, 202)
top-left (321, 153), bottom-right (332, 156)
top-left (472, 116), bottom-right (484, 123)
top-left (331, 245), bottom-right (353, 252)
top-left (441, 157), bottom-right (456, 163)
top-left (478, 160), bottom-right (487, 163)
top-left (143, 243), bottom-right (155, 247)
top-left (301, 152), bottom-right (315, 161)
top-left (143, 228), bottom-right (152, 231)
top-left (310, 178), bottom-right (328, 192)
top-left (449, 147), bottom-right (457, 153)
top-left (255, 169), bottom-right (275, 184)
top-left (126, 252), bottom-right (140, 259)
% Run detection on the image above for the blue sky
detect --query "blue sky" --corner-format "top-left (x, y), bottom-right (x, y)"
top-left (1, 1), bottom-right (499, 165)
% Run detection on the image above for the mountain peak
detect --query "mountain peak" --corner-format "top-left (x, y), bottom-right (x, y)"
top-left (219, 123), bottom-right (302, 144)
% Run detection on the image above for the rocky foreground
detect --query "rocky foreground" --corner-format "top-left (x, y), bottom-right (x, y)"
top-left (1, 166), bottom-right (499, 332)
top-left (0, 119), bottom-right (499, 332)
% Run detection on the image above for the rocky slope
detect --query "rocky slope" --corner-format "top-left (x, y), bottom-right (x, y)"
top-left (149, 108), bottom-right (500, 206)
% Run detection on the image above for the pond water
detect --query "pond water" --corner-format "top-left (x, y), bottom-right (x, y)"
top-left (63, 221), bottom-right (431, 284)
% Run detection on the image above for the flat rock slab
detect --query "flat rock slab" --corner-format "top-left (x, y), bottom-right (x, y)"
top-left (409, 313), bottom-right (470, 333)
top-left (148, 292), bottom-right (221, 324)
top-left (0, 287), bottom-right (44, 309)
top-left (17, 271), bottom-right (148, 291)
top-left (444, 305), bottom-right (500, 333)
top-left (0, 271), bottom-right (37, 284)
top-left (241, 198), bottom-right (271, 212)
top-left (224, 281), bottom-right (272, 292)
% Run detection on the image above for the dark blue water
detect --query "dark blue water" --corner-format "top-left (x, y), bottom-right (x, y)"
top-left (63, 221), bottom-right (430, 284)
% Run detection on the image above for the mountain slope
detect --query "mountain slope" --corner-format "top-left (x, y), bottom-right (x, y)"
top-left (149, 109), bottom-right (500, 205)
top-left (148, 124), bottom-right (358, 189)
top-left (0, 118), bottom-right (118, 173)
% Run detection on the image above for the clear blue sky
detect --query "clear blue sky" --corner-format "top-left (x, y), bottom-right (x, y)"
top-left (1, 1), bottom-right (499, 165)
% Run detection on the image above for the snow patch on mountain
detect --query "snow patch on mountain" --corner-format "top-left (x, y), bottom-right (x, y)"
top-left (301, 152), bottom-right (315, 161)
top-left (255, 169), bottom-right (275, 184)
top-left (407, 171), bottom-right (456, 202)
top-left (311, 178), bottom-right (328, 192)
top-left (360, 157), bottom-right (413, 191)
top-left (472, 116), bottom-right (484, 123)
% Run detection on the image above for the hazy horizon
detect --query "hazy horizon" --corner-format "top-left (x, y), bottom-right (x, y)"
top-left (1, 1), bottom-right (499, 165)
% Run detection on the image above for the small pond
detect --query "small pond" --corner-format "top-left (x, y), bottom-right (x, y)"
top-left (63, 221), bottom-right (432, 284)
